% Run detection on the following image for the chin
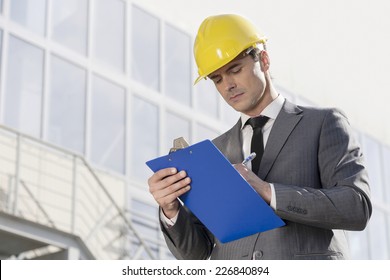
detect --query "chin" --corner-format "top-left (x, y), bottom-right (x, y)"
top-left (233, 106), bottom-right (249, 114)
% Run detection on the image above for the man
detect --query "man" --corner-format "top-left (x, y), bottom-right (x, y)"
top-left (148, 14), bottom-right (371, 259)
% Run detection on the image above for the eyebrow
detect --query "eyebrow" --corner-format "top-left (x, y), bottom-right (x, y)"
top-left (209, 62), bottom-right (243, 80)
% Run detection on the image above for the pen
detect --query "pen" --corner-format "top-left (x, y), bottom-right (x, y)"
top-left (242, 152), bottom-right (256, 165)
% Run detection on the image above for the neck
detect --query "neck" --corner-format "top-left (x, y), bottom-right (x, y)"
top-left (249, 75), bottom-right (279, 117)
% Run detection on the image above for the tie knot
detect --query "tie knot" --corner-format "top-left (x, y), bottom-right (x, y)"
top-left (246, 116), bottom-right (269, 129)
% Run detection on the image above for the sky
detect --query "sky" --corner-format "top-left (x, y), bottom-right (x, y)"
top-left (133, 0), bottom-right (390, 146)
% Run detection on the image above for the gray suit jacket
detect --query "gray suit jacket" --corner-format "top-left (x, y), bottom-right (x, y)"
top-left (160, 100), bottom-right (372, 260)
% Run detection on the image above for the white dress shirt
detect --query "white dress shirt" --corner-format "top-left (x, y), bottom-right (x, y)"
top-left (161, 95), bottom-right (286, 227)
top-left (240, 94), bottom-right (285, 210)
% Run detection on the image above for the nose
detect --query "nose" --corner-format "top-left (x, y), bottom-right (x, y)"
top-left (223, 76), bottom-right (236, 92)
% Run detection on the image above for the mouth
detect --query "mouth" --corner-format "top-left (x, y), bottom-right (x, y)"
top-left (229, 92), bottom-right (244, 102)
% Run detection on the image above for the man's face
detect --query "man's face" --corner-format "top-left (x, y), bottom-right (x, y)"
top-left (208, 53), bottom-right (267, 116)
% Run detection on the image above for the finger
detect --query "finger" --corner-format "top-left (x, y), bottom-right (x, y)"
top-left (233, 163), bottom-right (248, 173)
top-left (158, 184), bottom-right (191, 208)
top-left (154, 176), bottom-right (191, 202)
top-left (149, 170), bottom-right (188, 195)
top-left (161, 170), bottom-right (188, 186)
top-left (148, 167), bottom-right (177, 185)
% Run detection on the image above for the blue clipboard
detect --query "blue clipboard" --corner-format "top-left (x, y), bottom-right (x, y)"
top-left (146, 139), bottom-right (285, 243)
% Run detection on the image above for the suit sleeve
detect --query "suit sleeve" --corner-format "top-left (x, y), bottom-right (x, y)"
top-left (274, 109), bottom-right (372, 231)
top-left (160, 205), bottom-right (215, 259)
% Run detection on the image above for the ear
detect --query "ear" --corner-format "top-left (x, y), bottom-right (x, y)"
top-left (259, 50), bottom-right (270, 72)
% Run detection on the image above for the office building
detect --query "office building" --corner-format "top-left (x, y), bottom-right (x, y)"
top-left (0, 0), bottom-right (388, 259)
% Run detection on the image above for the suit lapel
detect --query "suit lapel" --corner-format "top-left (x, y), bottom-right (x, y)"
top-left (259, 100), bottom-right (303, 179)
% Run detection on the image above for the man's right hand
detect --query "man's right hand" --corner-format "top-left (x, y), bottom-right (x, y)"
top-left (148, 168), bottom-right (191, 219)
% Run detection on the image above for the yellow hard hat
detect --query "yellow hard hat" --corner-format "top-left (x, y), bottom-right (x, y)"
top-left (193, 14), bottom-right (267, 84)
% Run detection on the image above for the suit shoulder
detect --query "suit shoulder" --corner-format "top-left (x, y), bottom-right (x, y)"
top-left (212, 118), bottom-right (241, 147)
top-left (297, 104), bottom-right (348, 121)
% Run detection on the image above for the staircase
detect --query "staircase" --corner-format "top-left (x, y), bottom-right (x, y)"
top-left (0, 125), bottom-right (155, 260)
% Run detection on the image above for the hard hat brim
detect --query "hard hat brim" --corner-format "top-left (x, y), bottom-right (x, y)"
top-left (194, 75), bottom-right (206, 85)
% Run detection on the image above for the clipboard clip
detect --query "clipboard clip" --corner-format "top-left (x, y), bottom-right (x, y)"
top-left (169, 137), bottom-right (189, 154)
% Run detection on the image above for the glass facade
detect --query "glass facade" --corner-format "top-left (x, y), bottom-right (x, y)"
top-left (0, 0), bottom-right (389, 260)
top-left (51, 0), bottom-right (88, 55)
top-left (90, 75), bottom-right (126, 173)
top-left (48, 55), bottom-right (86, 153)
top-left (164, 23), bottom-right (192, 106)
top-left (3, 36), bottom-right (44, 138)
top-left (10, 0), bottom-right (46, 36)
top-left (165, 111), bottom-right (191, 152)
top-left (130, 96), bottom-right (159, 181)
top-left (131, 5), bottom-right (160, 91)
top-left (92, 0), bottom-right (125, 72)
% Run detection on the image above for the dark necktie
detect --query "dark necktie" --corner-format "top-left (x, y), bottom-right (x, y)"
top-left (245, 116), bottom-right (269, 174)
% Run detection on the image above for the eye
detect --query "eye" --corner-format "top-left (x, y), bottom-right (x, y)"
top-left (231, 66), bottom-right (242, 74)
top-left (211, 77), bottom-right (222, 84)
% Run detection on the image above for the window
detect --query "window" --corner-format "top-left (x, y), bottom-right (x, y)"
top-left (276, 86), bottom-right (296, 103)
top-left (92, 0), bottom-right (125, 71)
top-left (10, 0), bottom-right (46, 36)
top-left (0, 29), bottom-right (2, 63)
top-left (90, 76), bottom-right (126, 173)
top-left (47, 55), bottom-right (86, 153)
top-left (368, 209), bottom-right (389, 259)
top-left (382, 145), bottom-right (390, 204)
top-left (362, 135), bottom-right (384, 202)
top-left (51, 0), bottom-right (88, 55)
top-left (348, 230), bottom-right (369, 259)
top-left (165, 112), bottom-right (191, 152)
top-left (130, 199), bottom-right (160, 259)
top-left (220, 98), bottom-right (240, 126)
top-left (131, 96), bottom-right (158, 180)
top-left (130, 199), bottom-right (159, 237)
top-left (3, 36), bottom-right (43, 137)
top-left (131, 6), bottom-right (160, 91)
top-left (194, 79), bottom-right (219, 118)
top-left (164, 23), bottom-right (191, 105)
top-left (295, 95), bottom-right (315, 106)
top-left (194, 123), bottom-right (219, 143)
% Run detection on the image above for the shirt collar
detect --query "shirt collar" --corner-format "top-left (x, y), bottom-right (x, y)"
top-left (240, 94), bottom-right (285, 129)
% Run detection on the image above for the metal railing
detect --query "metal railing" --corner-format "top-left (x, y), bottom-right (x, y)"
top-left (0, 124), bottom-right (155, 259)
